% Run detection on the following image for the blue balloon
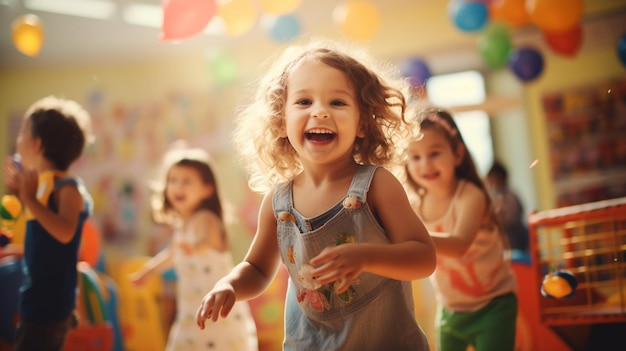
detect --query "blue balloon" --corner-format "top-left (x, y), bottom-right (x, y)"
top-left (400, 58), bottom-right (431, 89)
top-left (509, 47), bottom-right (544, 82)
top-left (449, 0), bottom-right (488, 33)
top-left (269, 14), bottom-right (301, 42)
top-left (617, 34), bottom-right (626, 67)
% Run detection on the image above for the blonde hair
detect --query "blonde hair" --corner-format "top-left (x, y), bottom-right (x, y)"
top-left (233, 38), bottom-right (414, 192)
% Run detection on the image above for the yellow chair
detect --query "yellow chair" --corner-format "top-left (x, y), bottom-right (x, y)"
top-left (107, 257), bottom-right (165, 351)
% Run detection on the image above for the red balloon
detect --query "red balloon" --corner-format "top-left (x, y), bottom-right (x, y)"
top-left (161, 0), bottom-right (217, 42)
top-left (544, 25), bottom-right (583, 57)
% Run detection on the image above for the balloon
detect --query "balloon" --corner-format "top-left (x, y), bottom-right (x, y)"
top-left (448, 0), bottom-right (489, 33)
top-left (79, 219), bottom-right (102, 268)
top-left (333, 1), bottom-right (380, 41)
top-left (218, 0), bottom-right (258, 37)
top-left (268, 14), bottom-right (301, 42)
top-left (618, 34), bottom-right (626, 68)
top-left (477, 22), bottom-right (512, 69)
top-left (161, 0), bottom-right (217, 42)
top-left (260, 0), bottom-right (302, 15)
top-left (206, 50), bottom-right (238, 85)
top-left (11, 14), bottom-right (44, 57)
top-left (489, 0), bottom-right (530, 27)
top-left (544, 25), bottom-right (583, 57)
top-left (400, 58), bottom-right (432, 89)
top-left (526, 0), bottom-right (583, 33)
top-left (509, 47), bottom-right (544, 82)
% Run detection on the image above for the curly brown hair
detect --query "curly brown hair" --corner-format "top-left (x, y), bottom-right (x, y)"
top-left (232, 39), bottom-right (414, 192)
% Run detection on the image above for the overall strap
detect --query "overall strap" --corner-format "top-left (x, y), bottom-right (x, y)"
top-left (345, 165), bottom-right (379, 204)
top-left (272, 181), bottom-right (293, 217)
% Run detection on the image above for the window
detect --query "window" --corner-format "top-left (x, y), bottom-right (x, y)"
top-left (426, 70), bottom-right (493, 175)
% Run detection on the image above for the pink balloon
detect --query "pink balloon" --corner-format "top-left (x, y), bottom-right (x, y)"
top-left (161, 0), bottom-right (217, 42)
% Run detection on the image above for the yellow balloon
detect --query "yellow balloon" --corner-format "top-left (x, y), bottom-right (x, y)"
top-left (218, 0), bottom-right (258, 37)
top-left (333, 1), bottom-right (380, 41)
top-left (11, 14), bottom-right (44, 57)
top-left (260, 0), bottom-right (302, 15)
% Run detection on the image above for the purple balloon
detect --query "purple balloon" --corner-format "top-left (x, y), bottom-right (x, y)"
top-left (400, 58), bottom-right (431, 88)
top-left (509, 47), bottom-right (544, 82)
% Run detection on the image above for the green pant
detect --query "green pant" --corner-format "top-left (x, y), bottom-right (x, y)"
top-left (436, 293), bottom-right (517, 351)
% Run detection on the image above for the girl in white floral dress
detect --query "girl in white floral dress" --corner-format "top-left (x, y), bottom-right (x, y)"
top-left (130, 145), bottom-right (258, 351)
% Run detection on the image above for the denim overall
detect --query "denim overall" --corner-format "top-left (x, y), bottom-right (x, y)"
top-left (274, 165), bottom-right (429, 351)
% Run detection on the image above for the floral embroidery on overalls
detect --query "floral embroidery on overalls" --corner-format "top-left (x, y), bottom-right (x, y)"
top-left (297, 264), bottom-right (330, 313)
top-left (335, 232), bottom-right (356, 245)
top-left (330, 232), bottom-right (360, 304)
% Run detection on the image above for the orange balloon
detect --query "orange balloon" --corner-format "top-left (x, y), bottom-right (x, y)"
top-left (490, 0), bottom-right (530, 27)
top-left (80, 219), bottom-right (102, 268)
top-left (526, 0), bottom-right (583, 33)
top-left (218, 0), bottom-right (258, 37)
top-left (11, 14), bottom-right (44, 57)
top-left (333, 1), bottom-right (380, 41)
top-left (260, 0), bottom-right (302, 15)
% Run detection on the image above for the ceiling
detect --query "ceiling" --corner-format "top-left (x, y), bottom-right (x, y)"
top-left (0, 0), bottom-right (421, 69)
top-left (2, 0), bottom-right (625, 71)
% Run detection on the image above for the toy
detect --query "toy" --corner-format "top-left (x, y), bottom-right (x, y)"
top-left (541, 267), bottom-right (578, 299)
top-left (0, 195), bottom-right (22, 247)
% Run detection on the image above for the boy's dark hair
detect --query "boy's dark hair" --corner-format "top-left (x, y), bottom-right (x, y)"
top-left (487, 161), bottom-right (508, 183)
top-left (26, 96), bottom-right (92, 171)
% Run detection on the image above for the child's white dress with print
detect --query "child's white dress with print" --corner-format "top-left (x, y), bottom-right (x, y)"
top-left (167, 235), bottom-right (258, 351)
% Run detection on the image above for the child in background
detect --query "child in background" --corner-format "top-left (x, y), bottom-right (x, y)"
top-left (403, 108), bottom-right (518, 351)
top-left (2, 96), bottom-right (94, 351)
top-left (196, 39), bottom-right (436, 350)
top-left (486, 161), bottom-right (529, 252)
top-left (130, 143), bottom-right (258, 351)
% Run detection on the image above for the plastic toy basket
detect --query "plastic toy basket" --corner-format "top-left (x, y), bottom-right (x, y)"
top-left (529, 197), bottom-right (626, 326)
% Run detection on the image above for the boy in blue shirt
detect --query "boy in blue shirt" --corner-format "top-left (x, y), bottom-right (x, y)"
top-left (2, 96), bottom-right (93, 351)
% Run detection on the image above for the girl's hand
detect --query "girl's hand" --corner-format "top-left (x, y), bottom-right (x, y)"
top-left (18, 170), bottom-right (39, 204)
top-left (196, 282), bottom-right (237, 328)
top-left (129, 270), bottom-right (149, 287)
top-left (309, 244), bottom-right (364, 294)
top-left (3, 156), bottom-right (20, 192)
